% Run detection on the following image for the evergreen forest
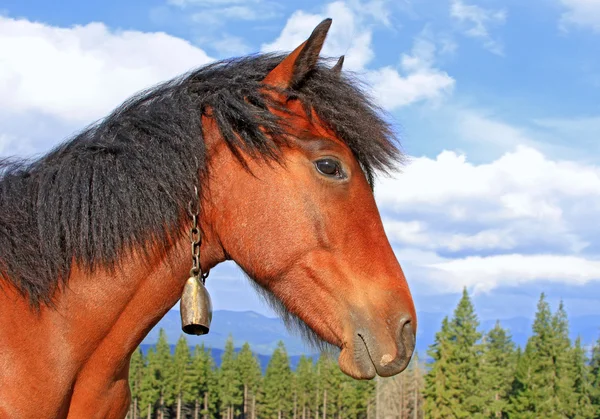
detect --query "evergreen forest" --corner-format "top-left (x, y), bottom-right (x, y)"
top-left (128, 290), bottom-right (600, 419)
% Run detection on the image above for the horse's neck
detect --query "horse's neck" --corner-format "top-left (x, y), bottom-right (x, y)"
top-left (65, 242), bottom-right (191, 362)
top-left (0, 239), bottom-right (190, 408)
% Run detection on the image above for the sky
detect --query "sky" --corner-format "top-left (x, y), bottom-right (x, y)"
top-left (1, 0), bottom-right (600, 336)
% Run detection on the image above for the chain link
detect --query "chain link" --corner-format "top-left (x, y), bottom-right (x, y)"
top-left (188, 187), bottom-right (209, 282)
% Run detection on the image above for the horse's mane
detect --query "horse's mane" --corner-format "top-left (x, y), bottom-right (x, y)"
top-left (0, 53), bottom-right (401, 307)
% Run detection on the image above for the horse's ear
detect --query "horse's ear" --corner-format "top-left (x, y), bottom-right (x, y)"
top-left (332, 55), bottom-right (344, 75)
top-left (263, 18), bottom-right (332, 89)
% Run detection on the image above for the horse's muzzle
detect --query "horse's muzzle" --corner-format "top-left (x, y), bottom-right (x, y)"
top-left (339, 313), bottom-right (416, 379)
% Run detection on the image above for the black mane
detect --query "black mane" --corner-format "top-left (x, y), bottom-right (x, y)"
top-left (0, 53), bottom-right (401, 306)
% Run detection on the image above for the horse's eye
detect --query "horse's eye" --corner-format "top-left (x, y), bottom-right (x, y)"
top-left (314, 158), bottom-right (346, 179)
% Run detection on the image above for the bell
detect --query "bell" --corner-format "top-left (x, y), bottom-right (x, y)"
top-left (180, 276), bottom-right (213, 335)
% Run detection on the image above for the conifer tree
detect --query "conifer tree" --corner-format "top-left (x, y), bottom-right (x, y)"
top-left (139, 348), bottom-right (160, 419)
top-left (129, 347), bottom-right (145, 419)
top-left (509, 294), bottom-right (553, 418)
top-left (448, 288), bottom-right (485, 417)
top-left (337, 364), bottom-right (373, 419)
top-left (551, 301), bottom-right (577, 416)
top-left (406, 353), bottom-right (425, 419)
top-left (190, 344), bottom-right (218, 419)
top-left (571, 336), bottom-right (595, 418)
top-left (425, 288), bottom-right (484, 418)
top-left (154, 328), bottom-right (174, 419)
top-left (314, 352), bottom-right (334, 418)
top-left (295, 355), bottom-right (315, 419)
top-left (321, 354), bottom-right (349, 418)
top-left (170, 335), bottom-right (195, 419)
top-left (481, 321), bottom-right (516, 418)
top-left (509, 294), bottom-right (577, 418)
top-left (591, 334), bottom-right (600, 417)
top-left (355, 375), bottom-right (377, 419)
top-left (236, 342), bottom-right (262, 419)
top-left (424, 316), bottom-right (455, 419)
top-left (262, 341), bottom-right (292, 418)
top-left (219, 335), bottom-right (241, 419)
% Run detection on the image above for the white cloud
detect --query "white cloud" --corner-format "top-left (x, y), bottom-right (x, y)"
top-left (346, 0), bottom-right (395, 26)
top-left (366, 35), bottom-right (455, 109)
top-left (376, 143), bottom-right (600, 292)
top-left (385, 220), bottom-right (519, 252)
top-left (559, 0), bottom-right (600, 32)
top-left (393, 248), bottom-right (600, 295)
top-left (0, 17), bottom-right (213, 123)
top-left (428, 254), bottom-right (600, 293)
top-left (377, 145), bottom-right (600, 219)
top-left (261, 1), bottom-right (374, 71)
top-left (263, 2), bottom-right (454, 110)
top-left (450, 0), bottom-right (506, 55)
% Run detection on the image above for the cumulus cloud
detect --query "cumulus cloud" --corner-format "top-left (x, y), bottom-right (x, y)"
top-left (366, 35), bottom-right (455, 109)
top-left (559, 0), bottom-right (600, 32)
top-left (261, 1), bottom-right (374, 71)
top-left (450, 0), bottom-right (506, 55)
top-left (376, 144), bottom-right (600, 293)
top-left (0, 16), bottom-right (214, 123)
top-left (377, 146), bottom-right (600, 215)
top-left (263, 1), bottom-right (454, 110)
top-left (428, 254), bottom-right (600, 293)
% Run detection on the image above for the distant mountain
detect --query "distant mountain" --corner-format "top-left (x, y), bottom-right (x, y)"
top-left (143, 309), bottom-right (600, 357)
top-left (139, 343), bottom-right (318, 373)
top-left (142, 309), bottom-right (315, 356)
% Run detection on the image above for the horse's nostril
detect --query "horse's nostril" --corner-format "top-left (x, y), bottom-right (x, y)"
top-left (401, 320), bottom-right (416, 355)
top-left (397, 314), bottom-right (412, 336)
top-left (397, 314), bottom-right (416, 358)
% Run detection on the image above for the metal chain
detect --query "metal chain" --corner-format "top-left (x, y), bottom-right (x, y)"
top-left (188, 186), bottom-right (209, 283)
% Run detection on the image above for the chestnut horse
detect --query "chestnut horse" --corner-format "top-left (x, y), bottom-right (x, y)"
top-left (0, 19), bottom-right (416, 418)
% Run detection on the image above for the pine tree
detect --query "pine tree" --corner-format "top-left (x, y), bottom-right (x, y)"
top-left (449, 288), bottom-right (485, 417)
top-left (262, 341), bottom-right (292, 418)
top-left (139, 348), bottom-right (160, 419)
top-left (424, 288), bottom-right (484, 418)
top-left (591, 334), bottom-right (600, 417)
top-left (354, 374), bottom-right (376, 419)
top-left (318, 353), bottom-right (354, 418)
top-left (129, 347), bottom-right (145, 419)
top-left (551, 301), bottom-right (577, 416)
top-left (236, 342), bottom-right (262, 419)
top-left (190, 344), bottom-right (218, 419)
top-left (406, 353), bottom-right (425, 419)
top-left (509, 294), bottom-right (553, 418)
top-left (219, 335), bottom-right (241, 418)
top-left (295, 356), bottom-right (315, 419)
top-left (154, 328), bottom-right (174, 419)
top-left (509, 294), bottom-right (577, 418)
top-left (481, 321), bottom-right (516, 418)
top-left (424, 316), bottom-right (455, 418)
top-left (170, 335), bottom-right (195, 419)
top-left (571, 337), bottom-right (595, 418)
top-left (314, 352), bottom-right (335, 419)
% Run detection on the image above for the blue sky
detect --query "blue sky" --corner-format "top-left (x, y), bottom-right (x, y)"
top-left (1, 0), bottom-right (600, 341)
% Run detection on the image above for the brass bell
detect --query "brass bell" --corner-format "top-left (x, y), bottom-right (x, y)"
top-left (180, 276), bottom-right (212, 335)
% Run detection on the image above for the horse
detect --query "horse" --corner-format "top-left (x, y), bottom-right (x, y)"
top-left (0, 19), bottom-right (416, 418)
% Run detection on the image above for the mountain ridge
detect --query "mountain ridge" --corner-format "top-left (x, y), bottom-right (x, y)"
top-left (143, 309), bottom-right (600, 356)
